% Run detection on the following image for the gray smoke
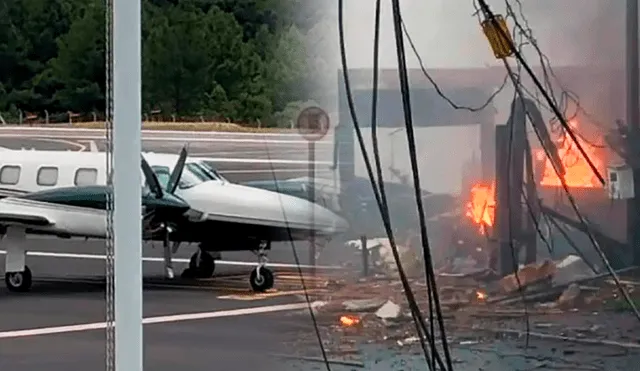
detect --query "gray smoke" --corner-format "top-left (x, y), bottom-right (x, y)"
top-left (515, 0), bottom-right (624, 67)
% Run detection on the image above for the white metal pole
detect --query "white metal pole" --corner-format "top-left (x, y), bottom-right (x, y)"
top-left (113, 0), bottom-right (143, 369)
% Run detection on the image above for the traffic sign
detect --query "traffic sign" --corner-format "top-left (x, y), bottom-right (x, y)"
top-left (296, 106), bottom-right (330, 141)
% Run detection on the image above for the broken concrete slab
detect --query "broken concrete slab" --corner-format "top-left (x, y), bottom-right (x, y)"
top-left (554, 255), bottom-right (597, 287)
top-left (375, 300), bottom-right (401, 320)
top-left (499, 259), bottom-right (557, 293)
top-left (343, 298), bottom-right (388, 312)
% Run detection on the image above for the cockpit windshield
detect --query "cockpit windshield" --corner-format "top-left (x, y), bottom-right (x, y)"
top-left (148, 162), bottom-right (224, 190)
top-left (195, 161), bottom-right (228, 182)
top-left (177, 162), bottom-right (224, 189)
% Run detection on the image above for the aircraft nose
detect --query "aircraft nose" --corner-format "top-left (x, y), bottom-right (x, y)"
top-left (180, 181), bottom-right (349, 236)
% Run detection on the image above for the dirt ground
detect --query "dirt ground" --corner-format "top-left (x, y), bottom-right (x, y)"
top-left (277, 265), bottom-right (640, 371)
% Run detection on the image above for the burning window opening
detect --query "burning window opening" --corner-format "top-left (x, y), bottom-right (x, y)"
top-left (538, 119), bottom-right (605, 189)
top-left (464, 120), bottom-right (605, 230)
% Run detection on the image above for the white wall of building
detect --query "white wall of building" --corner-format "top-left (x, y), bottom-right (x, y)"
top-left (353, 125), bottom-right (480, 195)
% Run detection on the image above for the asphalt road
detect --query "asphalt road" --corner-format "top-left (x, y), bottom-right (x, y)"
top-left (0, 130), bottom-right (353, 371)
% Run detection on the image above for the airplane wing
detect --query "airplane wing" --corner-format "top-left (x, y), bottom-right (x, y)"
top-left (0, 213), bottom-right (52, 227)
top-left (0, 188), bottom-right (29, 199)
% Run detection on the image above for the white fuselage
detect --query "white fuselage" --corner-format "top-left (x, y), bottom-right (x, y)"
top-left (0, 149), bottom-right (348, 239)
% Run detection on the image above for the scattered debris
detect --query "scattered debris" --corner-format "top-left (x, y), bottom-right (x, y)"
top-left (556, 283), bottom-right (583, 309)
top-left (343, 298), bottom-right (387, 312)
top-left (554, 255), bottom-right (597, 286)
top-left (375, 300), bottom-right (401, 320)
top-left (499, 259), bottom-right (556, 294)
top-left (297, 239), bottom-right (640, 357)
top-left (345, 238), bottom-right (423, 277)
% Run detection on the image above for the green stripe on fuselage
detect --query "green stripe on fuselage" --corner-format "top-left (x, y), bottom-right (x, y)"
top-left (19, 185), bottom-right (190, 212)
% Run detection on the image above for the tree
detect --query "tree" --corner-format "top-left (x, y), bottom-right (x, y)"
top-left (45, 1), bottom-right (105, 113)
top-left (0, 0), bottom-right (325, 125)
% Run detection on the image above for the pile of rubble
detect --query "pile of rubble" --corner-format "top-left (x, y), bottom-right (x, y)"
top-left (297, 238), bottom-right (640, 357)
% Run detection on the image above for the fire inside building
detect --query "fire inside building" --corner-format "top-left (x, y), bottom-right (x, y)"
top-left (333, 66), bottom-right (631, 276)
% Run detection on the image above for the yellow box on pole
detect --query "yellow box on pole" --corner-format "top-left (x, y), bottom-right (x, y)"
top-left (481, 15), bottom-right (514, 59)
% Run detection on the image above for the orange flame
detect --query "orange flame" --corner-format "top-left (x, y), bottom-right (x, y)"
top-left (538, 120), bottom-right (604, 188)
top-left (464, 120), bottom-right (604, 232)
top-left (339, 315), bottom-right (360, 327)
top-left (465, 182), bottom-right (496, 233)
top-left (476, 290), bottom-right (488, 300)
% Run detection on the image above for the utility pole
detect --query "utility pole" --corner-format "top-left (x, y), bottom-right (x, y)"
top-left (626, 0), bottom-right (640, 266)
top-left (113, 0), bottom-right (143, 369)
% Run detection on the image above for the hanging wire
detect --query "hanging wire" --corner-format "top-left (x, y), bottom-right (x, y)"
top-left (105, 0), bottom-right (116, 369)
top-left (400, 19), bottom-right (509, 113)
top-left (259, 142), bottom-right (332, 371)
top-left (337, 0), bottom-right (446, 367)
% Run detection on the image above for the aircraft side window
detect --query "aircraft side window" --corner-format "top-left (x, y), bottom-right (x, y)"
top-left (74, 168), bottom-right (98, 186)
top-left (0, 165), bottom-right (21, 185)
top-left (37, 166), bottom-right (59, 186)
top-left (150, 166), bottom-right (171, 189)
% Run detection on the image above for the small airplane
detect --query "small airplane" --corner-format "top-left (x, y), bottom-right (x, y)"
top-left (0, 147), bottom-right (349, 293)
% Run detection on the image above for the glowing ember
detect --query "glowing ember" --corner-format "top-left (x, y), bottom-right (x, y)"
top-left (465, 182), bottom-right (496, 233)
top-left (339, 315), bottom-right (360, 327)
top-left (476, 290), bottom-right (488, 300)
top-left (538, 120), bottom-right (604, 188)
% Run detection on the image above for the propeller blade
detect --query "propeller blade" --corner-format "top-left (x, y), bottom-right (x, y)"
top-left (166, 146), bottom-right (188, 194)
top-left (141, 154), bottom-right (163, 198)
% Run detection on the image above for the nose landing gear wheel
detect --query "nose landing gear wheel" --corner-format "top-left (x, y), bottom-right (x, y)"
top-left (5, 266), bottom-right (32, 293)
top-left (250, 267), bottom-right (274, 292)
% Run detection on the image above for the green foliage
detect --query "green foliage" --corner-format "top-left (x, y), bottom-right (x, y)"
top-left (0, 0), bottom-right (317, 125)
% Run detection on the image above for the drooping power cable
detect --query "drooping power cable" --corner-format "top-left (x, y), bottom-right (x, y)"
top-left (388, 0), bottom-right (454, 368)
top-left (401, 19), bottom-right (509, 113)
top-left (260, 143), bottom-right (332, 371)
top-left (337, 0), bottom-right (446, 367)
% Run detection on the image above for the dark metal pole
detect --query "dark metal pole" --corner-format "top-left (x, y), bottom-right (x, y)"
top-left (626, 0), bottom-right (640, 266)
top-left (360, 234), bottom-right (369, 277)
top-left (495, 125), bottom-right (516, 276)
top-left (524, 141), bottom-right (538, 264)
top-left (308, 140), bottom-right (316, 275)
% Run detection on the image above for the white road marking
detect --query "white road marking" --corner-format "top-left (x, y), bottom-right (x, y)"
top-left (77, 140), bottom-right (98, 152)
top-left (14, 138), bottom-right (86, 151)
top-left (0, 126), bottom-right (307, 137)
top-left (0, 250), bottom-right (342, 270)
top-left (0, 133), bottom-right (331, 145)
top-left (220, 168), bottom-right (332, 174)
top-left (0, 301), bottom-right (327, 339)
top-left (192, 156), bottom-right (332, 165)
top-left (193, 149), bottom-right (331, 157)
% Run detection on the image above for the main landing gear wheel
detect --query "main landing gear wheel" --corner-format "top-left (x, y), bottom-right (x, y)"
top-left (250, 267), bottom-right (274, 292)
top-left (181, 251), bottom-right (216, 279)
top-left (5, 266), bottom-right (32, 293)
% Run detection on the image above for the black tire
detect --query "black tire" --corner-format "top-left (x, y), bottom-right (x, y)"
top-left (5, 266), bottom-right (32, 293)
top-left (180, 267), bottom-right (194, 279)
top-left (249, 267), bottom-right (274, 292)
top-left (188, 251), bottom-right (216, 278)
